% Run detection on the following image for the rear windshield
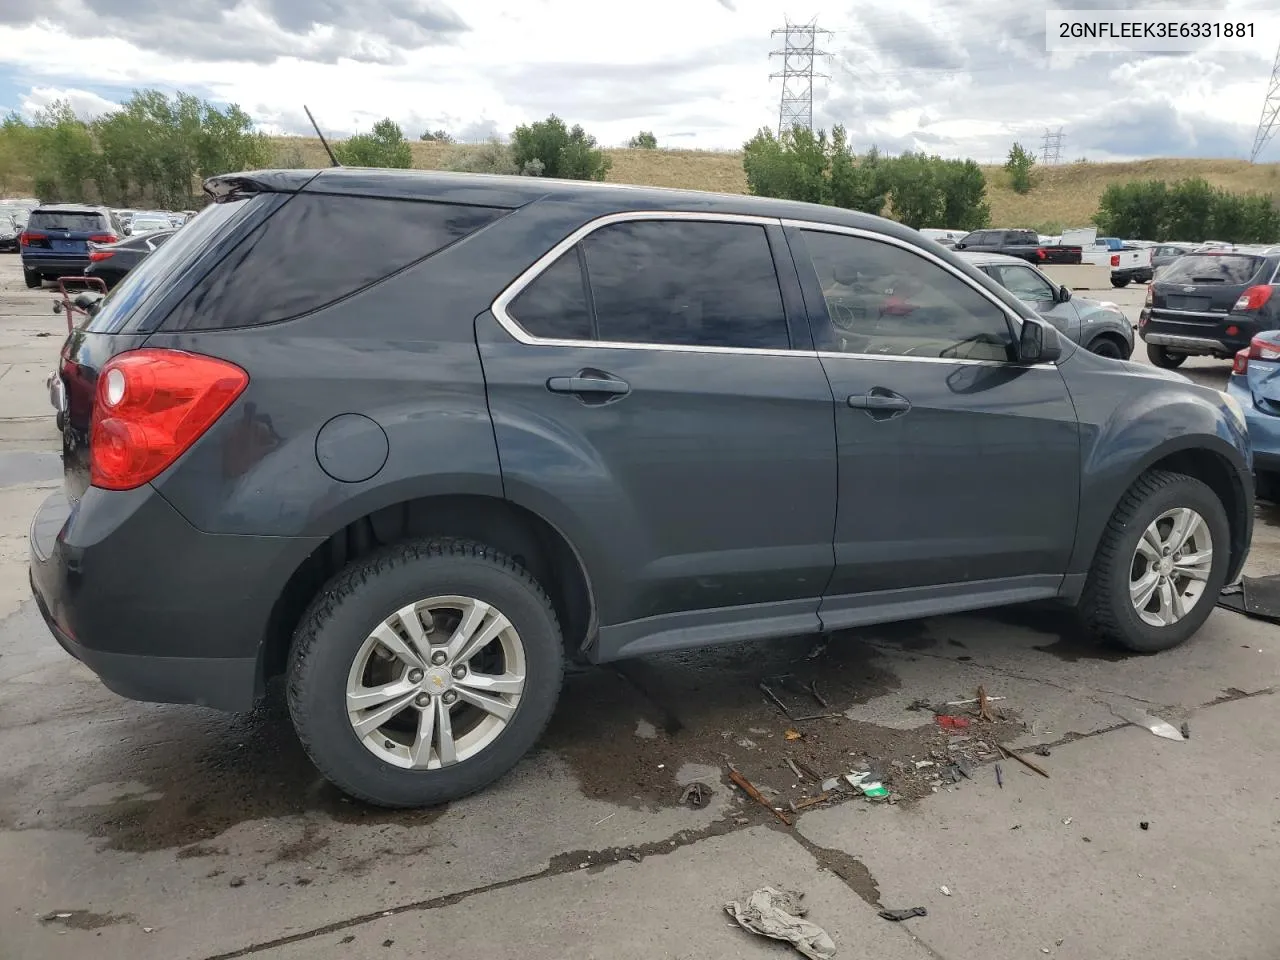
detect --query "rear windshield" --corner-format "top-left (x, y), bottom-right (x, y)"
top-left (1160, 254), bottom-right (1264, 285)
top-left (86, 196), bottom-right (264, 333)
top-left (28, 210), bottom-right (107, 232)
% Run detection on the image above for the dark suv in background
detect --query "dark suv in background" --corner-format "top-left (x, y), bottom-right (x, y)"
top-left (30, 169), bottom-right (1253, 808)
top-left (20, 204), bottom-right (123, 287)
top-left (1140, 248), bottom-right (1280, 368)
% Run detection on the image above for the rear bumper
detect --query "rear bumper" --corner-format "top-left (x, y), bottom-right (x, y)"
top-left (1140, 313), bottom-right (1265, 356)
top-left (1113, 267), bottom-right (1153, 283)
top-left (21, 255), bottom-right (89, 276)
top-left (28, 485), bottom-right (323, 712)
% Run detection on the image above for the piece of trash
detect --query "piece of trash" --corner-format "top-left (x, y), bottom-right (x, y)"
top-left (956, 760), bottom-right (974, 780)
top-left (786, 759), bottom-right (807, 781)
top-left (844, 771), bottom-right (889, 798)
top-left (760, 676), bottom-right (841, 722)
top-left (977, 686), bottom-right (996, 722)
top-left (878, 907), bottom-right (927, 922)
top-left (725, 887), bottom-right (836, 960)
top-left (657, 763), bottom-right (666, 769)
top-left (1056, 939), bottom-right (1064, 947)
top-left (937, 715), bottom-right (970, 731)
top-left (785, 729), bottom-right (803, 741)
top-left (940, 885), bottom-right (951, 896)
top-left (1180, 721), bottom-right (1191, 739)
top-left (1041, 949), bottom-right (1050, 955)
top-left (1010, 824), bottom-right (1021, 830)
top-left (994, 763), bottom-right (1003, 788)
top-left (594, 812), bottom-right (616, 826)
top-left (792, 793), bottom-right (831, 810)
top-left (845, 771), bottom-right (869, 787)
top-left (1140, 821), bottom-right (1149, 830)
top-left (1034, 745), bottom-right (1051, 757)
top-left (821, 777), bottom-right (842, 793)
top-left (907, 697), bottom-right (935, 712)
top-left (997, 743), bottom-right (1050, 779)
top-left (1112, 705), bottom-right (1185, 741)
top-left (680, 782), bottom-right (711, 809)
top-left (382, 939), bottom-right (394, 948)
top-left (728, 763), bottom-right (792, 826)
top-left (1062, 817), bottom-right (1073, 826)
top-left (946, 695), bottom-right (1007, 707)
top-left (915, 760), bottom-right (935, 769)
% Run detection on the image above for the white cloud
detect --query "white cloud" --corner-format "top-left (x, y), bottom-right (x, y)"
top-left (0, 0), bottom-right (1275, 159)
top-left (19, 85), bottom-right (121, 120)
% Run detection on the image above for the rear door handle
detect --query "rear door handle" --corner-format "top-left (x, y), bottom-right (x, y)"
top-left (547, 375), bottom-right (630, 397)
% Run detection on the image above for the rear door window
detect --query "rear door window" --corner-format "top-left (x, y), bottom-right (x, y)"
top-left (505, 248), bottom-right (593, 341)
top-left (1160, 255), bottom-right (1264, 285)
top-left (28, 211), bottom-right (106, 232)
top-left (581, 219), bottom-right (791, 350)
top-left (164, 195), bottom-right (510, 331)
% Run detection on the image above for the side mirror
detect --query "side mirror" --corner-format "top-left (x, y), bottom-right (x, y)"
top-left (1058, 285), bottom-right (1072, 302)
top-left (1018, 316), bottom-right (1063, 364)
top-left (953, 242), bottom-right (965, 250)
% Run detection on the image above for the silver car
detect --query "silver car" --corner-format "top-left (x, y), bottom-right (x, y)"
top-left (959, 251), bottom-right (1134, 360)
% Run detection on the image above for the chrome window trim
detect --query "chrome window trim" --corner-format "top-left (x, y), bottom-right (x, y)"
top-left (489, 209), bottom-right (1055, 368)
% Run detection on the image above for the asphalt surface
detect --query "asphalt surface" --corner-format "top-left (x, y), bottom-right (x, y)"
top-left (1, 259), bottom-right (1278, 960)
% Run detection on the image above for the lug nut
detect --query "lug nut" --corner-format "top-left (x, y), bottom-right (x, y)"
top-left (430, 650), bottom-right (448, 666)
top-left (442, 690), bottom-right (458, 705)
top-left (415, 693), bottom-right (431, 707)
top-left (452, 665), bottom-right (467, 680)
top-left (407, 669), bottom-right (424, 683)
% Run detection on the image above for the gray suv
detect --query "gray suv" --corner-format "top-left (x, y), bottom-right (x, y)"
top-left (29, 169), bottom-right (1254, 808)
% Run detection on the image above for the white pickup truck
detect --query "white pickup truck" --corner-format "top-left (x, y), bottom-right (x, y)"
top-left (1062, 227), bottom-right (1153, 288)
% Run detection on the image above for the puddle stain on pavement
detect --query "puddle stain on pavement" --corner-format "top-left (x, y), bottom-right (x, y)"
top-left (39, 909), bottom-right (136, 930)
top-left (976, 602), bottom-right (1129, 663)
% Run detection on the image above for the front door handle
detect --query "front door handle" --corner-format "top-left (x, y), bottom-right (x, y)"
top-left (848, 388), bottom-right (911, 419)
top-left (547, 374), bottom-right (630, 397)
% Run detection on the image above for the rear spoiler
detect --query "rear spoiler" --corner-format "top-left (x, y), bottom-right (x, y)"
top-left (203, 169), bottom-right (324, 199)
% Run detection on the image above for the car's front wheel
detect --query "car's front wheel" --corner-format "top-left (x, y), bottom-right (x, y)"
top-left (288, 538), bottom-right (564, 808)
top-left (1080, 469), bottom-right (1230, 652)
top-left (1088, 337), bottom-right (1125, 359)
top-left (1146, 344), bottom-right (1186, 368)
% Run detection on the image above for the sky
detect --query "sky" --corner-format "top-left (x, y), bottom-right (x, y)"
top-left (0, 0), bottom-right (1278, 163)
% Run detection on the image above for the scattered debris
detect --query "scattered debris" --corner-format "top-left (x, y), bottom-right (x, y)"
top-left (936, 715), bottom-right (971, 732)
top-left (907, 698), bottom-right (935, 712)
top-left (1140, 821), bottom-right (1150, 831)
top-left (1010, 824), bottom-right (1021, 830)
top-left (1112, 705), bottom-right (1185, 741)
top-left (759, 676), bottom-right (842, 722)
top-left (680, 782), bottom-right (711, 809)
top-left (940, 885), bottom-right (951, 896)
top-left (786, 759), bottom-right (807, 781)
top-left (915, 760), bottom-right (935, 769)
top-left (977, 686), bottom-right (997, 722)
top-left (994, 763), bottom-right (1003, 788)
top-left (594, 812), bottom-right (616, 826)
top-left (878, 907), bottom-right (927, 922)
top-left (844, 771), bottom-right (889, 798)
top-left (794, 759), bottom-right (824, 782)
top-left (790, 794), bottom-right (831, 811)
top-left (725, 888), bottom-right (836, 960)
top-left (1056, 939), bottom-right (1065, 947)
top-left (1034, 745), bottom-right (1052, 757)
top-left (956, 760), bottom-right (974, 780)
top-left (785, 729), bottom-right (803, 741)
top-left (997, 743), bottom-right (1050, 779)
top-left (1180, 721), bottom-right (1191, 740)
top-left (946, 695), bottom-right (1007, 707)
top-left (728, 763), bottom-right (792, 826)
top-left (1062, 818), bottom-right (1073, 826)
top-left (821, 777), bottom-right (842, 793)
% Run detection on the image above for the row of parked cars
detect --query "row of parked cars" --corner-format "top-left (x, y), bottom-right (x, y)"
top-left (13, 202), bottom-right (187, 288)
top-left (25, 166), bottom-right (1260, 808)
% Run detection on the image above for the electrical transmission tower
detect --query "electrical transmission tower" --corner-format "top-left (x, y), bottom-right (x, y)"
top-left (1251, 41), bottom-right (1280, 163)
top-left (769, 18), bottom-right (832, 138)
top-left (1040, 127), bottom-right (1064, 165)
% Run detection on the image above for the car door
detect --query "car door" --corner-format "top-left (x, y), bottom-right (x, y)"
top-left (991, 262), bottom-right (1081, 342)
top-left (477, 213), bottom-right (838, 648)
top-left (784, 223), bottom-right (1081, 626)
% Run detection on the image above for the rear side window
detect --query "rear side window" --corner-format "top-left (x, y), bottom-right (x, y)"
top-left (506, 248), bottom-right (593, 341)
top-left (582, 220), bottom-right (790, 350)
top-left (1160, 255), bottom-right (1264, 285)
top-left (165, 195), bottom-right (509, 331)
top-left (28, 210), bottom-right (106, 232)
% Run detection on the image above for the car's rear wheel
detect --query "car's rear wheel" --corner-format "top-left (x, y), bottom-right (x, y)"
top-left (288, 538), bottom-right (564, 808)
top-left (1080, 470), bottom-right (1229, 652)
top-left (1088, 337), bottom-right (1125, 359)
top-left (1146, 344), bottom-right (1186, 369)
top-left (23, 270), bottom-right (40, 289)
top-left (1111, 277), bottom-right (1130, 288)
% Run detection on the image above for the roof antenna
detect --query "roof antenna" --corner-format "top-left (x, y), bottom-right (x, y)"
top-left (303, 105), bottom-right (341, 167)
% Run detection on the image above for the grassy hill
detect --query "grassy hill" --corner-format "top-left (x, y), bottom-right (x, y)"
top-left (269, 137), bottom-right (1280, 232)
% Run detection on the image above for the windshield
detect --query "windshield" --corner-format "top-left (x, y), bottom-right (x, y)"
top-left (1160, 255), bottom-right (1264, 286)
top-left (87, 195), bottom-right (262, 333)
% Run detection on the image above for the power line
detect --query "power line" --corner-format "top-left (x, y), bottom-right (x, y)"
top-left (769, 18), bottom-right (832, 137)
top-left (1252, 41), bottom-right (1280, 163)
top-left (1040, 127), bottom-right (1064, 165)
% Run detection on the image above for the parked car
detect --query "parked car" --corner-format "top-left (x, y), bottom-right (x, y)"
top-left (959, 252), bottom-right (1133, 359)
top-left (952, 228), bottom-right (1083, 264)
top-left (1082, 237), bottom-right (1153, 288)
top-left (0, 214), bottom-right (18, 253)
top-left (1150, 243), bottom-right (1197, 278)
top-left (1139, 249), bottom-right (1280, 368)
top-left (84, 230), bottom-right (176, 289)
top-left (1226, 330), bottom-right (1280, 502)
top-left (126, 212), bottom-right (173, 236)
top-left (19, 205), bottom-right (122, 288)
top-left (30, 169), bottom-right (1253, 808)
top-left (919, 228), bottom-right (966, 248)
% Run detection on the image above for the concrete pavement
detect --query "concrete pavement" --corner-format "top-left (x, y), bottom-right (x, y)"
top-left (1, 259), bottom-right (1277, 960)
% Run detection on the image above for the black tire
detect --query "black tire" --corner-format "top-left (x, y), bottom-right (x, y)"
top-left (1146, 344), bottom-right (1186, 369)
top-left (23, 270), bottom-right (41, 289)
top-left (1088, 337), bottom-right (1124, 359)
top-left (1111, 277), bottom-right (1130, 288)
top-left (288, 538), bottom-right (564, 808)
top-left (1256, 471), bottom-right (1280, 504)
top-left (1079, 469), bottom-right (1230, 653)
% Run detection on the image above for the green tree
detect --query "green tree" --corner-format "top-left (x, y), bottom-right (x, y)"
top-left (335, 118), bottom-right (412, 168)
top-left (420, 128), bottom-right (454, 143)
top-left (1163, 177), bottom-right (1216, 240)
top-left (1004, 142), bottom-right (1035, 195)
top-left (937, 158), bottom-right (990, 230)
top-left (628, 130), bottom-right (658, 149)
top-left (510, 115), bottom-right (611, 180)
top-left (883, 152), bottom-right (943, 229)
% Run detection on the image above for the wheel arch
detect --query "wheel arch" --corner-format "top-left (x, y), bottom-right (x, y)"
top-left (259, 492), bottom-right (598, 687)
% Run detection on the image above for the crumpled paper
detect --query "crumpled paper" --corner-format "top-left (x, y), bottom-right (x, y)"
top-left (724, 887), bottom-right (836, 959)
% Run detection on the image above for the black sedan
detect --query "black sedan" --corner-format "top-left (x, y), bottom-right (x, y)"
top-left (84, 230), bottom-right (175, 289)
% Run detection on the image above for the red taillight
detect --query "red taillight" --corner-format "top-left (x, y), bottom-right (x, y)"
top-left (88, 249), bottom-right (114, 262)
top-left (89, 349), bottom-right (249, 491)
top-left (1036, 248), bottom-right (1046, 261)
top-left (1234, 349), bottom-right (1250, 375)
top-left (88, 233), bottom-right (118, 244)
top-left (1233, 285), bottom-right (1274, 312)
top-left (1110, 254), bottom-right (1120, 267)
top-left (19, 231), bottom-right (45, 247)
top-left (1236, 332), bottom-right (1280, 376)
top-left (1144, 286), bottom-right (1154, 305)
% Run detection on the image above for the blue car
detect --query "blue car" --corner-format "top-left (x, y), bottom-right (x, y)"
top-left (19, 204), bottom-right (123, 289)
top-left (1226, 330), bottom-right (1280, 500)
